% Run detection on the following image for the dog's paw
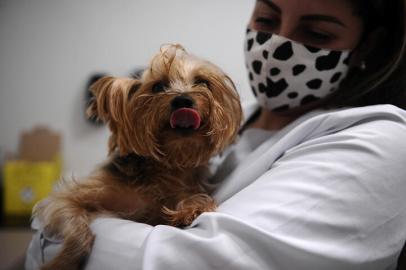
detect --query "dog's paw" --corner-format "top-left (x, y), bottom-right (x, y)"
top-left (162, 207), bottom-right (199, 227)
top-left (162, 194), bottom-right (216, 227)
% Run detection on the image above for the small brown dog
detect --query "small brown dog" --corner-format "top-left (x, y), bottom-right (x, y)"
top-left (33, 44), bottom-right (242, 270)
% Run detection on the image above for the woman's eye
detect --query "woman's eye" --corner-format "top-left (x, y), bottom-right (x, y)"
top-left (255, 17), bottom-right (276, 25)
top-left (252, 16), bottom-right (279, 33)
top-left (254, 17), bottom-right (278, 28)
top-left (305, 30), bottom-right (335, 42)
top-left (151, 81), bottom-right (167, 93)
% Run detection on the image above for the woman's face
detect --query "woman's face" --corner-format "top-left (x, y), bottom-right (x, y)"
top-left (249, 0), bottom-right (364, 50)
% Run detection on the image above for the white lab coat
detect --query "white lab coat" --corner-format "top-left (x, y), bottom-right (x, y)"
top-left (25, 104), bottom-right (406, 270)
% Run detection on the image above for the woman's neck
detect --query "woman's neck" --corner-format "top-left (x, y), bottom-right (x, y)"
top-left (248, 109), bottom-right (298, 131)
top-left (247, 102), bottom-right (324, 131)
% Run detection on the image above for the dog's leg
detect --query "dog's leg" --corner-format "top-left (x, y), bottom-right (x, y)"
top-left (162, 193), bottom-right (217, 227)
top-left (33, 180), bottom-right (104, 270)
top-left (35, 197), bottom-right (95, 270)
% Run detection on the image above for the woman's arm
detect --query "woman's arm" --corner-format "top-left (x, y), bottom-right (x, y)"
top-left (26, 107), bottom-right (406, 270)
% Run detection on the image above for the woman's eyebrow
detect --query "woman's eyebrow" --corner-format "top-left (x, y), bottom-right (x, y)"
top-left (257, 1), bottom-right (347, 28)
top-left (301, 15), bottom-right (347, 28)
top-left (258, 0), bottom-right (281, 14)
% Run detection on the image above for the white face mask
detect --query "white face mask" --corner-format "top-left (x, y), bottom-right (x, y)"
top-left (244, 28), bottom-right (351, 112)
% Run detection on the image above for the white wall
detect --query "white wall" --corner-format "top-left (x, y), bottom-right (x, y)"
top-left (0, 0), bottom-right (255, 177)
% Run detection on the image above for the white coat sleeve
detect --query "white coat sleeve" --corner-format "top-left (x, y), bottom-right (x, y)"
top-left (25, 113), bottom-right (406, 270)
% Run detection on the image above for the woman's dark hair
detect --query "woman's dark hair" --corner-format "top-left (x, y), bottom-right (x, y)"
top-left (326, 0), bottom-right (406, 109)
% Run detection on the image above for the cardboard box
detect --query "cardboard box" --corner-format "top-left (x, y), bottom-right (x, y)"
top-left (3, 126), bottom-right (62, 216)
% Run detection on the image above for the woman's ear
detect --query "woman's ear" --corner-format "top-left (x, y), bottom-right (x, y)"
top-left (349, 26), bottom-right (386, 69)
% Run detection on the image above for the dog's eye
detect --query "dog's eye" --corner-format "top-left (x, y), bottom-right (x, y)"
top-left (194, 78), bottom-right (210, 89)
top-left (151, 81), bottom-right (167, 93)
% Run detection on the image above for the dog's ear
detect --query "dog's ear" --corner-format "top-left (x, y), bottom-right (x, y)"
top-left (202, 72), bottom-right (243, 148)
top-left (86, 76), bottom-right (141, 123)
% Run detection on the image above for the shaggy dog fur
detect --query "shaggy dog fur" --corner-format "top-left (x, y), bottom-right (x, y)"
top-left (33, 44), bottom-right (242, 270)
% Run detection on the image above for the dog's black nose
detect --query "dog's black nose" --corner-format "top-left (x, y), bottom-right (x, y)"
top-left (171, 95), bottom-right (194, 109)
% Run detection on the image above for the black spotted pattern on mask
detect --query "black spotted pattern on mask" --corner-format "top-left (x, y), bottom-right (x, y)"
top-left (273, 41), bottom-right (294, 61)
top-left (245, 30), bottom-right (350, 113)
top-left (256, 32), bottom-right (272, 45)
top-left (249, 72), bottom-right (254, 81)
top-left (305, 45), bottom-right (322, 53)
top-left (258, 77), bottom-right (288, 97)
top-left (247, 38), bottom-right (254, 51)
top-left (252, 61), bottom-right (262, 75)
top-left (315, 51), bottom-right (343, 71)
top-left (288, 92), bottom-right (298, 99)
top-left (301, 95), bottom-right (320, 105)
top-left (306, 79), bottom-right (322, 89)
top-left (293, 65), bottom-right (306, 76)
top-left (258, 83), bottom-right (266, 93)
top-left (270, 68), bottom-right (281, 76)
top-left (330, 72), bottom-right (342, 83)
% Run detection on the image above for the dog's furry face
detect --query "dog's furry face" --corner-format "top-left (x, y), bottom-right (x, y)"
top-left (88, 44), bottom-right (242, 168)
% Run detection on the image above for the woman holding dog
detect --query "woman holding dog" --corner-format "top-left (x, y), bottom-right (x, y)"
top-left (26, 0), bottom-right (406, 269)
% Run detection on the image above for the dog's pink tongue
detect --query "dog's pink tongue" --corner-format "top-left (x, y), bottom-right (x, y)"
top-left (170, 108), bottom-right (201, 130)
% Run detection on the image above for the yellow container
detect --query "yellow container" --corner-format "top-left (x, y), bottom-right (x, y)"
top-left (3, 156), bottom-right (61, 216)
